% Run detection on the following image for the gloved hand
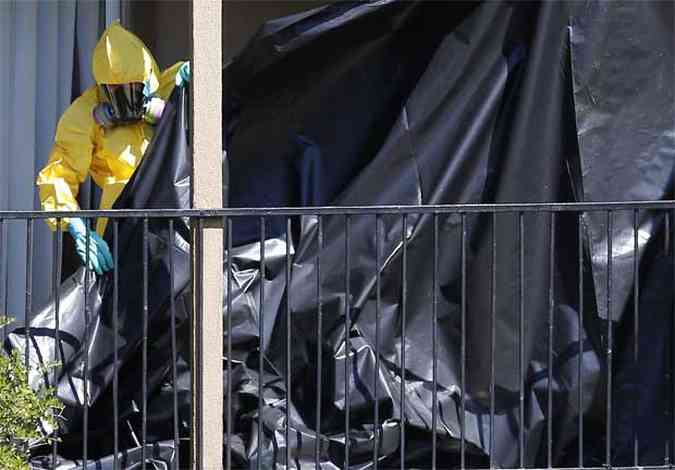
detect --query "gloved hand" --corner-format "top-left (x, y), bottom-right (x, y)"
top-left (176, 61), bottom-right (190, 88)
top-left (67, 218), bottom-right (113, 275)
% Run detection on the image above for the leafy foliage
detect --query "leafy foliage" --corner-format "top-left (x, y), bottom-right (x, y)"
top-left (0, 317), bottom-right (63, 470)
top-left (0, 442), bottom-right (28, 470)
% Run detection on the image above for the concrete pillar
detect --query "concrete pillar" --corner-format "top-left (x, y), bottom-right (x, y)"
top-left (190, 1), bottom-right (223, 468)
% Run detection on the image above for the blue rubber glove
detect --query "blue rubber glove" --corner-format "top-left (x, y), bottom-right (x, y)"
top-left (67, 218), bottom-right (113, 275)
top-left (176, 61), bottom-right (190, 88)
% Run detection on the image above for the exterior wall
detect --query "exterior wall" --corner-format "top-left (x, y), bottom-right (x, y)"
top-left (222, 1), bottom-right (330, 61)
top-left (124, 0), bottom-right (329, 67)
top-left (123, 0), bottom-right (190, 69)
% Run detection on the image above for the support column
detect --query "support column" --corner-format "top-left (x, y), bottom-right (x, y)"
top-left (190, 1), bottom-right (223, 468)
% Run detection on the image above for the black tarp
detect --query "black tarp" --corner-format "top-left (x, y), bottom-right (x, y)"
top-left (8, 87), bottom-right (193, 469)
top-left (569, 1), bottom-right (674, 464)
top-left (4, 0), bottom-right (673, 468)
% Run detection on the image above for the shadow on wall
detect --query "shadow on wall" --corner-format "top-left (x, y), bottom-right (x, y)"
top-left (123, 0), bottom-right (331, 67)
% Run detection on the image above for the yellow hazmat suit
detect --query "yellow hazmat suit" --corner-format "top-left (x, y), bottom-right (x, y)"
top-left (37, 21), bottom-right (183, 235)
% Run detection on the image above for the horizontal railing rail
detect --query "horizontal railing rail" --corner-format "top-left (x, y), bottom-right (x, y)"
top-left (0, 200), bottom-right (675, 219)
top-left (0, 202), bottom-right (673, 469)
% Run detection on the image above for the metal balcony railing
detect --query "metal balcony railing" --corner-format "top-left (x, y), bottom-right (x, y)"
top-left (0, 201), bottom-right (674, 469)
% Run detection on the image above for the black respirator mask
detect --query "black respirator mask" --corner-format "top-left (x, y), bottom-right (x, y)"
top-left (93, 82), bottom-right (165, 128)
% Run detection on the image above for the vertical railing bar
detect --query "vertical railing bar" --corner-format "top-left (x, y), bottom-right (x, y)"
top-left (578, 212), bottom-right (584, 468)
top-left (52, 220), bottom-right (63, 465)
top-left (0, 219), bottom-right (5, 341)
top-left (25, 219), bottom-right (33, 372)
top-left (669, 209), bottom-right (674, 466)
top-left (344, 214), bottom-right (352, 469)
top-left (666, 210), bottom-right (671, 255)
top-left (606, 210), bottom-right (613, 469)
top-left (258, 216), bottom-right (266, 470)
top-left (1, 218), bottom-right (8, 343)
top-left (285, 217), bottom-right (292, 469)
top-left (2, 219), bottom-right (10, 342)
top-left (142, 217), bottom-right (149, 470)
top-left (490, 212), bottom-right (496, 469)
top-left (633, 209), bottom-right (639, 468)
top-left (431, 213), bottom-right (439, 470)
top-left (400, 214), bottom-right (408, 470)
top-left (169, 219), bottom-right (180, 470)
top-left (226, 217), bottom-right (233, 470)
top-left (113, 220), bottom-right (120, 470)
top-left (672, 208), bottom-right (675, 470)
top-left (665, 211), bottom-right (672, 467)
top-left (460, 212), bottom-right (467, 470)
top-left (315, 215), bottom-right (323, 470)
top-left (374, 213), bottom-right (382, 469)
top-left (518, 212), bottom-right (525, 469)
top-left (548, 212), bottom-right (556, 469)
top-left (83, 218), bottom-right (90, 467)
top-left (666, 210), bottom-right (672, 466)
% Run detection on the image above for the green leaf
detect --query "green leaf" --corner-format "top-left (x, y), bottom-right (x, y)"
top-left (0, 342), bottom-right (64, 468)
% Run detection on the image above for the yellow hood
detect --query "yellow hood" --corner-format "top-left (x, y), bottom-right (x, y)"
top-left (92, 21), bottom-right (160, 92)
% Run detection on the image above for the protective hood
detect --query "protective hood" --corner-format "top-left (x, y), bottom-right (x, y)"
top-left (92, 20), bottom-right (160, 94)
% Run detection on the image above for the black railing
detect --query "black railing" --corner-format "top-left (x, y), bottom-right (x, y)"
top-left (1, 201), bottom-right (674, 469)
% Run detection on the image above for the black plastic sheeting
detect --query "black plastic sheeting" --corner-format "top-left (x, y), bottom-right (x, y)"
top-left (570, 0), bottom-right (674, 324)
top-left (8, 88), bottom-right (193, 469)
top-left (568, 1), bottom-right (675, 462)
top-left (3, 0), bottom-right (673, 468)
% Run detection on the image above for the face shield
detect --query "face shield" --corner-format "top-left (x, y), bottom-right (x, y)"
top-left (100, 83), bottom-right (145, 122)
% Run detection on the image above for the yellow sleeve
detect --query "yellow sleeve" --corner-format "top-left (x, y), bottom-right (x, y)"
top-left (157, 61), bottom-right (184, 101)
top-left (36, 87), bottom-right (98, 231)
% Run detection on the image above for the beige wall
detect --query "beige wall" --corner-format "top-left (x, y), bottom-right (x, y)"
top-left (123, 0), bottom-right (329, 70)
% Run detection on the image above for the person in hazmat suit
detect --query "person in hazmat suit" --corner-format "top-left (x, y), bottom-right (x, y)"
top-left (36, 21), bottom-right (190, 274)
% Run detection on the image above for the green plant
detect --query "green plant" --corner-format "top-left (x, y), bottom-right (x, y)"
top-left (0, 317), bottom-right (63, 470)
